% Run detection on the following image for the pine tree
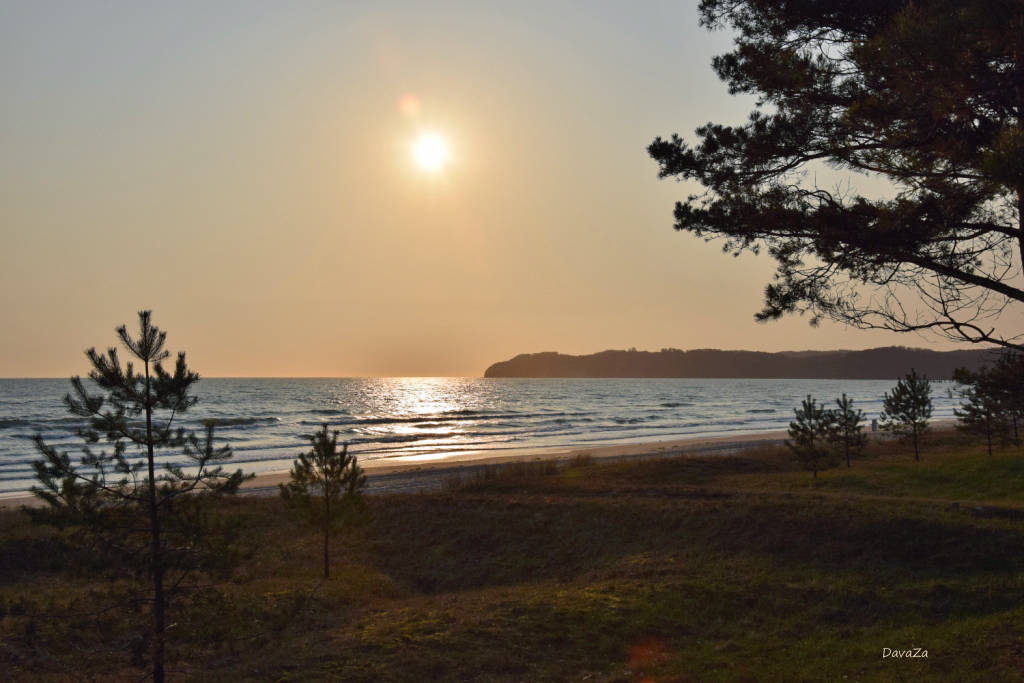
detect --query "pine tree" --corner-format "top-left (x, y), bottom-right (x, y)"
top-left (786, 394), bottom-right (831, 478)
top-left (280, 425), bottom-right (367, 579)
top-left (30, 311), bottom-right (251, 683)
top-left (649, 0), bottom-right (1024, 352)
top-left (827, 394), bottom-right (867, 468)
top-left (953, 366), bottom-right (1010, 456)
top-left (989, 354), bottom-right (1024, 445)
top-left (880, 369), bottom-right (933, 461)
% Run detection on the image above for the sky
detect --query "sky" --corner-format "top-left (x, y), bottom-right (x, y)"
top-left (0, 1), bottom-right (1001, 378)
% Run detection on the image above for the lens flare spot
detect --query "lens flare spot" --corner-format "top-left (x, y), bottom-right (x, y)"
top-left (628, 638), bottom-right (667, 670)
top-left (399, 93), bottom-right (422, 118)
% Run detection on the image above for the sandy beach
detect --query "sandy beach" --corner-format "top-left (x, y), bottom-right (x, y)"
top-left (0, 429), bottom-right (793, 509)
top-left (1, 420), bottom-right (956, 509)
top-left (238, 429), bottom-right (795, 497)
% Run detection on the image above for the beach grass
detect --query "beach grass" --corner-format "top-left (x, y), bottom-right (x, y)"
top-left (3, 432), bottom-right (1024, 681)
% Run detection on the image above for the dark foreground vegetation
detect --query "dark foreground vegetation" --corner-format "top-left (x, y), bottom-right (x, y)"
top-left (5, 432), bottom-right (1024, 682)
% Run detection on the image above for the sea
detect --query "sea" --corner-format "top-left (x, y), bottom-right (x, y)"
top-left (0, 377), bottom-right (960, 497)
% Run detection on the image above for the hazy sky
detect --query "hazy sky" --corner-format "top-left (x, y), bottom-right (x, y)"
top-left (0, 1), bottom-right (992, 377)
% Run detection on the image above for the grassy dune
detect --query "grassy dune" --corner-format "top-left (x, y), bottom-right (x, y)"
top-left (4, 433), bottom-right (1024, 681)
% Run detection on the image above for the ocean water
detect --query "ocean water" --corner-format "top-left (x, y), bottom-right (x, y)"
top-left (0, 377), bottom-right (959, 496)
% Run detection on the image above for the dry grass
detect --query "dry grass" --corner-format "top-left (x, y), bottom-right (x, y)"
top-left (4, 431), bottom-right (1024, 682)
top-left (444, 452), bottom-right (596, 492)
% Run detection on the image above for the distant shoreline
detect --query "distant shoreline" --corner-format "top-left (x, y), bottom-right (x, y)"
top-left (484, 346), bottom-right (997, 379)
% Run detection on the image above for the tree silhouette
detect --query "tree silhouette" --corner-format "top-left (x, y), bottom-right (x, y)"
top-left (787, 395), bottom-right (831, 478)
top-left (650, 0), bottom-right (1024, 351)
top-left (988, 353), bottom-right (1024, 445)
top-left (280, 425), bottom-right (367, 579)
top-left (952, 367), bottom-right (1005, 456)
top-left (827, 394), bottom-right (867, 468)
top-left (30, 311), bottom-right (250, 683)
top-left (880, 369), bottom-right (933, 460)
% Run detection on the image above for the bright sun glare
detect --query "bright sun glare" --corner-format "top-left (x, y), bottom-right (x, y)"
top-left (413, 135), bottom-right (449, 171)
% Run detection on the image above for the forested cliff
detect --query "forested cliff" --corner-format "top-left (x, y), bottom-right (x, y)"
top-left (484, 347), bottom-right (996, 380)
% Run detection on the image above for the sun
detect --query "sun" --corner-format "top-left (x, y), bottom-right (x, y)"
top-left (413, 134), bottom-right (449, 171)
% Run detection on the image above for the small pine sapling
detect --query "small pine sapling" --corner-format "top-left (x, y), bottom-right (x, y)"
top-left (990, 354), bottom-right (1024, 446)
top-left (880, 368), bottom-right (933, 461)
top-left (280, 425), bottom-right (367, 579)
top-left (952, 367), bottom-right (1007, 456)
top-left (786, 395), bottom-right (831, 479)
top-left (827, 394), bottom-right (867, 467)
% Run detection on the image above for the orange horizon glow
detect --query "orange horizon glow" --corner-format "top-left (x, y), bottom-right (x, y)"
top-left (1, 3), bottom-right (1008, 379)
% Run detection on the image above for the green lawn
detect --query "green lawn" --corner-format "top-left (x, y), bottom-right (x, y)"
top-left (732, 436), bottom-right (1024, 504)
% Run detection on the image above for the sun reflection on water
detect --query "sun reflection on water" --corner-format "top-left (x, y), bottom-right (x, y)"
top-left (340, 377), bottom-right (470, 418)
